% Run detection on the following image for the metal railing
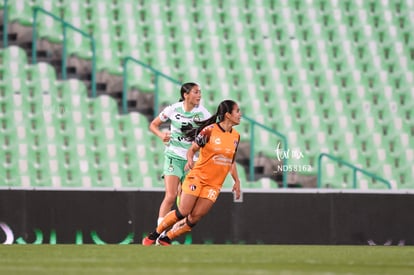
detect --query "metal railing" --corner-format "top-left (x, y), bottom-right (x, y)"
top-left (317, 153), bottom-right (392, 189)
top-left (122, 56), bottom-right (181, 116)
top-left (242, 116), bottom-right (288, 187)
top-left (31, 7), bottom-right (97, 97)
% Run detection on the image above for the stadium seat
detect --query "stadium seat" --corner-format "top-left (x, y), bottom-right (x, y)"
top-left (1, 0), bottom-right (413, 190)
top-left (33, 0), bottom-right (63, 43)
top-left (5, 0), bottom-right (34, 26)
top-left (247, 177), bottom-right (279, 189)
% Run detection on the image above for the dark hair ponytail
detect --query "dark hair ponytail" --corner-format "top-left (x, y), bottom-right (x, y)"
top-left (179, 82), bottom-right (198, 102)
top-left (183, 100), bottom-right (236, 141)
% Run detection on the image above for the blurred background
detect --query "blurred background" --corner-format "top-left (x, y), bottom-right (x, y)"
top-left (1, 0), bottom-right (413, 191)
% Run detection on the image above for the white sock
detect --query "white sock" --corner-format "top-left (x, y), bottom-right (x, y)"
top-left (157, 217), bottom-right (166, 236)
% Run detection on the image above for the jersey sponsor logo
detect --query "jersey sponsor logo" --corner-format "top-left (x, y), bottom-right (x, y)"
top-left (174, 113), bottom-right (192, 121)
top-left (174, 113), bottom-right (201, 121)
top-left (212, 154), bottom-right (233, 166)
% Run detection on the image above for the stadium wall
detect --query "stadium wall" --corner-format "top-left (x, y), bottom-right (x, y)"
top-left (0, 190), bottom-right (413, 245)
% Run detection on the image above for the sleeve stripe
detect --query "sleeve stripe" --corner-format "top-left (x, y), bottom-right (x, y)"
top-left (231, 134), bottom-right (240, 163)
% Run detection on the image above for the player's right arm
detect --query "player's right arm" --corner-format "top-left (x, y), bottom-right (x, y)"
top-left (150, 105), bottom-right (173, 143)
top-left (185, 124), bottom-right (213, 171)
top-left (149, 117), bottom-right (171, 143)
top-left (185, 142), bottom-right (200, 171)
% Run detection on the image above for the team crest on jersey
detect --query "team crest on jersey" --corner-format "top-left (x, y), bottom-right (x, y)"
top-left (193, 114), bottom-right (201, 122)
top-left (214, 138), bottom-right (221, 144)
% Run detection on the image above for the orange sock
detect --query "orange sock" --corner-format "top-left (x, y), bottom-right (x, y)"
top-left (167, 218), bottom-right (193, 240)
top-left (156, 210), bottom-right (180, 234)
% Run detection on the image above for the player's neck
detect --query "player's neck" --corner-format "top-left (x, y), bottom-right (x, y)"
top-left (218, 121), bottom-right (233, 132)
top-left (183, 101), bottom-right (195, 112)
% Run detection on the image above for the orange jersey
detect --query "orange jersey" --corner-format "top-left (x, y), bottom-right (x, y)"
top-left (187, 123), bottom-right (240, 188)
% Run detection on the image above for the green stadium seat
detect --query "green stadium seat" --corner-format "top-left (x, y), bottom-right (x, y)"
top-left (0, 135), bottom-right (24, 187)
top-left (114, 112), bottom-right (161, 188)
top-left (2, 47), bottom-right (28, 78)
top-left (33, 0), bottom-right (63, 43)
top-left (118, 19), bottom-right (146, 60)
top-left (124, 61), bottom-right (154, 91)
top-left (27, 63), bottom-right (57, 100)
top-left (55, 148), bottom-right (82, 188)
top-left (247, 177), bottom-right (279, 189)
top-left (5, 0), bottom-right (34, 26)
top-left (1, 0), bottom-right (413, 190)
top-left (59, 2), bottom-right (92, 60)
top-left (319, 162), bottom-right (351, 189)
top-left (94, 33), bottom-right (123, 74)
top-left (29, 148), bottom-right (54, 188)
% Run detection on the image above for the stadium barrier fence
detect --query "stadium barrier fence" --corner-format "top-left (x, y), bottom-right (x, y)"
top-left (1, 189), bottom-right (413, 245)
top-left (31, 6), bottom-right (97, 97)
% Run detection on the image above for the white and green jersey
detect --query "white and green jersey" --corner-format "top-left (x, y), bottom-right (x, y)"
top-left (159, 102), bottom-right (211, 160)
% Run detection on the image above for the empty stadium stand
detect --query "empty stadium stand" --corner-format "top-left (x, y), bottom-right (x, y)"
top-left (1, 0), bottom-right (413, 189)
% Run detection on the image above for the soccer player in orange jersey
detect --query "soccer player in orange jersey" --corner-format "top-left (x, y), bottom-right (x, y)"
top-left (142, 100), bottom-right (242, 245)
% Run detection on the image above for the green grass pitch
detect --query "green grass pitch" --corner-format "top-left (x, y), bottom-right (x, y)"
top-left (0, 245), bottom-right (413, 274)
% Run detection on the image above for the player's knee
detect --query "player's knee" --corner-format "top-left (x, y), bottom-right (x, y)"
top-left (164, 192), bottom-right (178, 203)
top-left (175, 209), bottom-right (186, 220)
top-left (186, 215), bottom-right (198, 227)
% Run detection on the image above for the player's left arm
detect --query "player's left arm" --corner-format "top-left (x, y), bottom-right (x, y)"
top-left (230, 162), bottom-right (241, 199)
top-left (230, 134), bottom-right (241, 199)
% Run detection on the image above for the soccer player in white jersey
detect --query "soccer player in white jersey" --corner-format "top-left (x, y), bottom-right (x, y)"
top-left (149, 82), bottom-right (211, 234)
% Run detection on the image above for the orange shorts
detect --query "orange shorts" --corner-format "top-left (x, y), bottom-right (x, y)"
top-left (182, 175), bottom-right (221, 203)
